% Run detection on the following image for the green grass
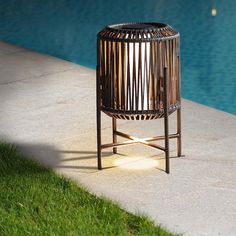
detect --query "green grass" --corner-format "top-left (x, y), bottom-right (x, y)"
top-left (0, 142), bottom-right (179, 236)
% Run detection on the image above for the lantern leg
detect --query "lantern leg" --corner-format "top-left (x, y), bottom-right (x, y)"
top-left (96, 66), bottom-right (102, 170)
top-left (112, 117), bottom-right (117, 154)
top-left (97, 108), bottom-right (102, 170)
top-left (177, 107), bottom-right (182, 157)
top-left (164, 67), bottom-right (170, 174)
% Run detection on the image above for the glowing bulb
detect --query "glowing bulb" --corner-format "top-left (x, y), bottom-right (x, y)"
top-left (127, 42), bottom-right (150, 110)
top-left (211, 8), bottom-right (217, 16)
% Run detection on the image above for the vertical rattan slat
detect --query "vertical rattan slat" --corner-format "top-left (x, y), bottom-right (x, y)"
top-left (132, 41), bottom-right (136, 112)
top-left (126, 43), bottom-right (131, 111)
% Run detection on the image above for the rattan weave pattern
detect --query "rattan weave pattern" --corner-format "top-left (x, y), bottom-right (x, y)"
top-left (97, 22), bottom-right (180, 120)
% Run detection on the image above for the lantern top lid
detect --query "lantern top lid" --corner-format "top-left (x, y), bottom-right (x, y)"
top-left (97, 22), bottom-right (179, 42)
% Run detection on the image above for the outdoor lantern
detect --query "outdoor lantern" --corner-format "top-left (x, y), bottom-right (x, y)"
top-left (96, 22), bottom-right (182, 173)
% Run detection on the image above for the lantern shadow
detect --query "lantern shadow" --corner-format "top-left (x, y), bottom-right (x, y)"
top-left (17, 143), bottom-right (115, 172)
top-left (56, 150), bottom-right (116, 171)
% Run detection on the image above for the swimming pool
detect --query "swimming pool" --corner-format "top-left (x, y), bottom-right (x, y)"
top-left (0, 0), bottom-right (235, 114)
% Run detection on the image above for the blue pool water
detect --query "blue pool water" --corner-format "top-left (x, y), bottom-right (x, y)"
top-left (0, 0), bottom-right (235, 114)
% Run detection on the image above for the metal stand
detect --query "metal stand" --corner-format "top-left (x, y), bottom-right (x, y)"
top-left (112, 117), bottom-right (117, 154)
top-left (163, 67), bottom-right (170, 173)
top-left (96, 67), bottom-right (182, 174)
top-left (96, 65), bottom-right (102, 170)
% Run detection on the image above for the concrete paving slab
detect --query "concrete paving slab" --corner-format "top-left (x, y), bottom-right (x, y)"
top-left (0, 41), bottom-right (236, 236)
top-left (0, 41), bottom-right (27, 55)
top-left (0, 45), bottom-right (79, 84)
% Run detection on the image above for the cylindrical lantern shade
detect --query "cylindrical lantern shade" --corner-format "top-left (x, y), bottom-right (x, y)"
top-left (97, 22), bottom-right (180, 120)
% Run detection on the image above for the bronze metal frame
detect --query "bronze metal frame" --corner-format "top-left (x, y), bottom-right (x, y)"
top-left (96, 23), bottom-right (182, 173)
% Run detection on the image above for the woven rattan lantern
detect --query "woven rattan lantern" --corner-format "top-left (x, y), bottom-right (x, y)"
top-left (96, 22), bottom-right (182, 173)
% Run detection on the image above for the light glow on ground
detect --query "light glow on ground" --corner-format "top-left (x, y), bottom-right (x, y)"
top-left (114, 156), bottom-right (160, 170)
